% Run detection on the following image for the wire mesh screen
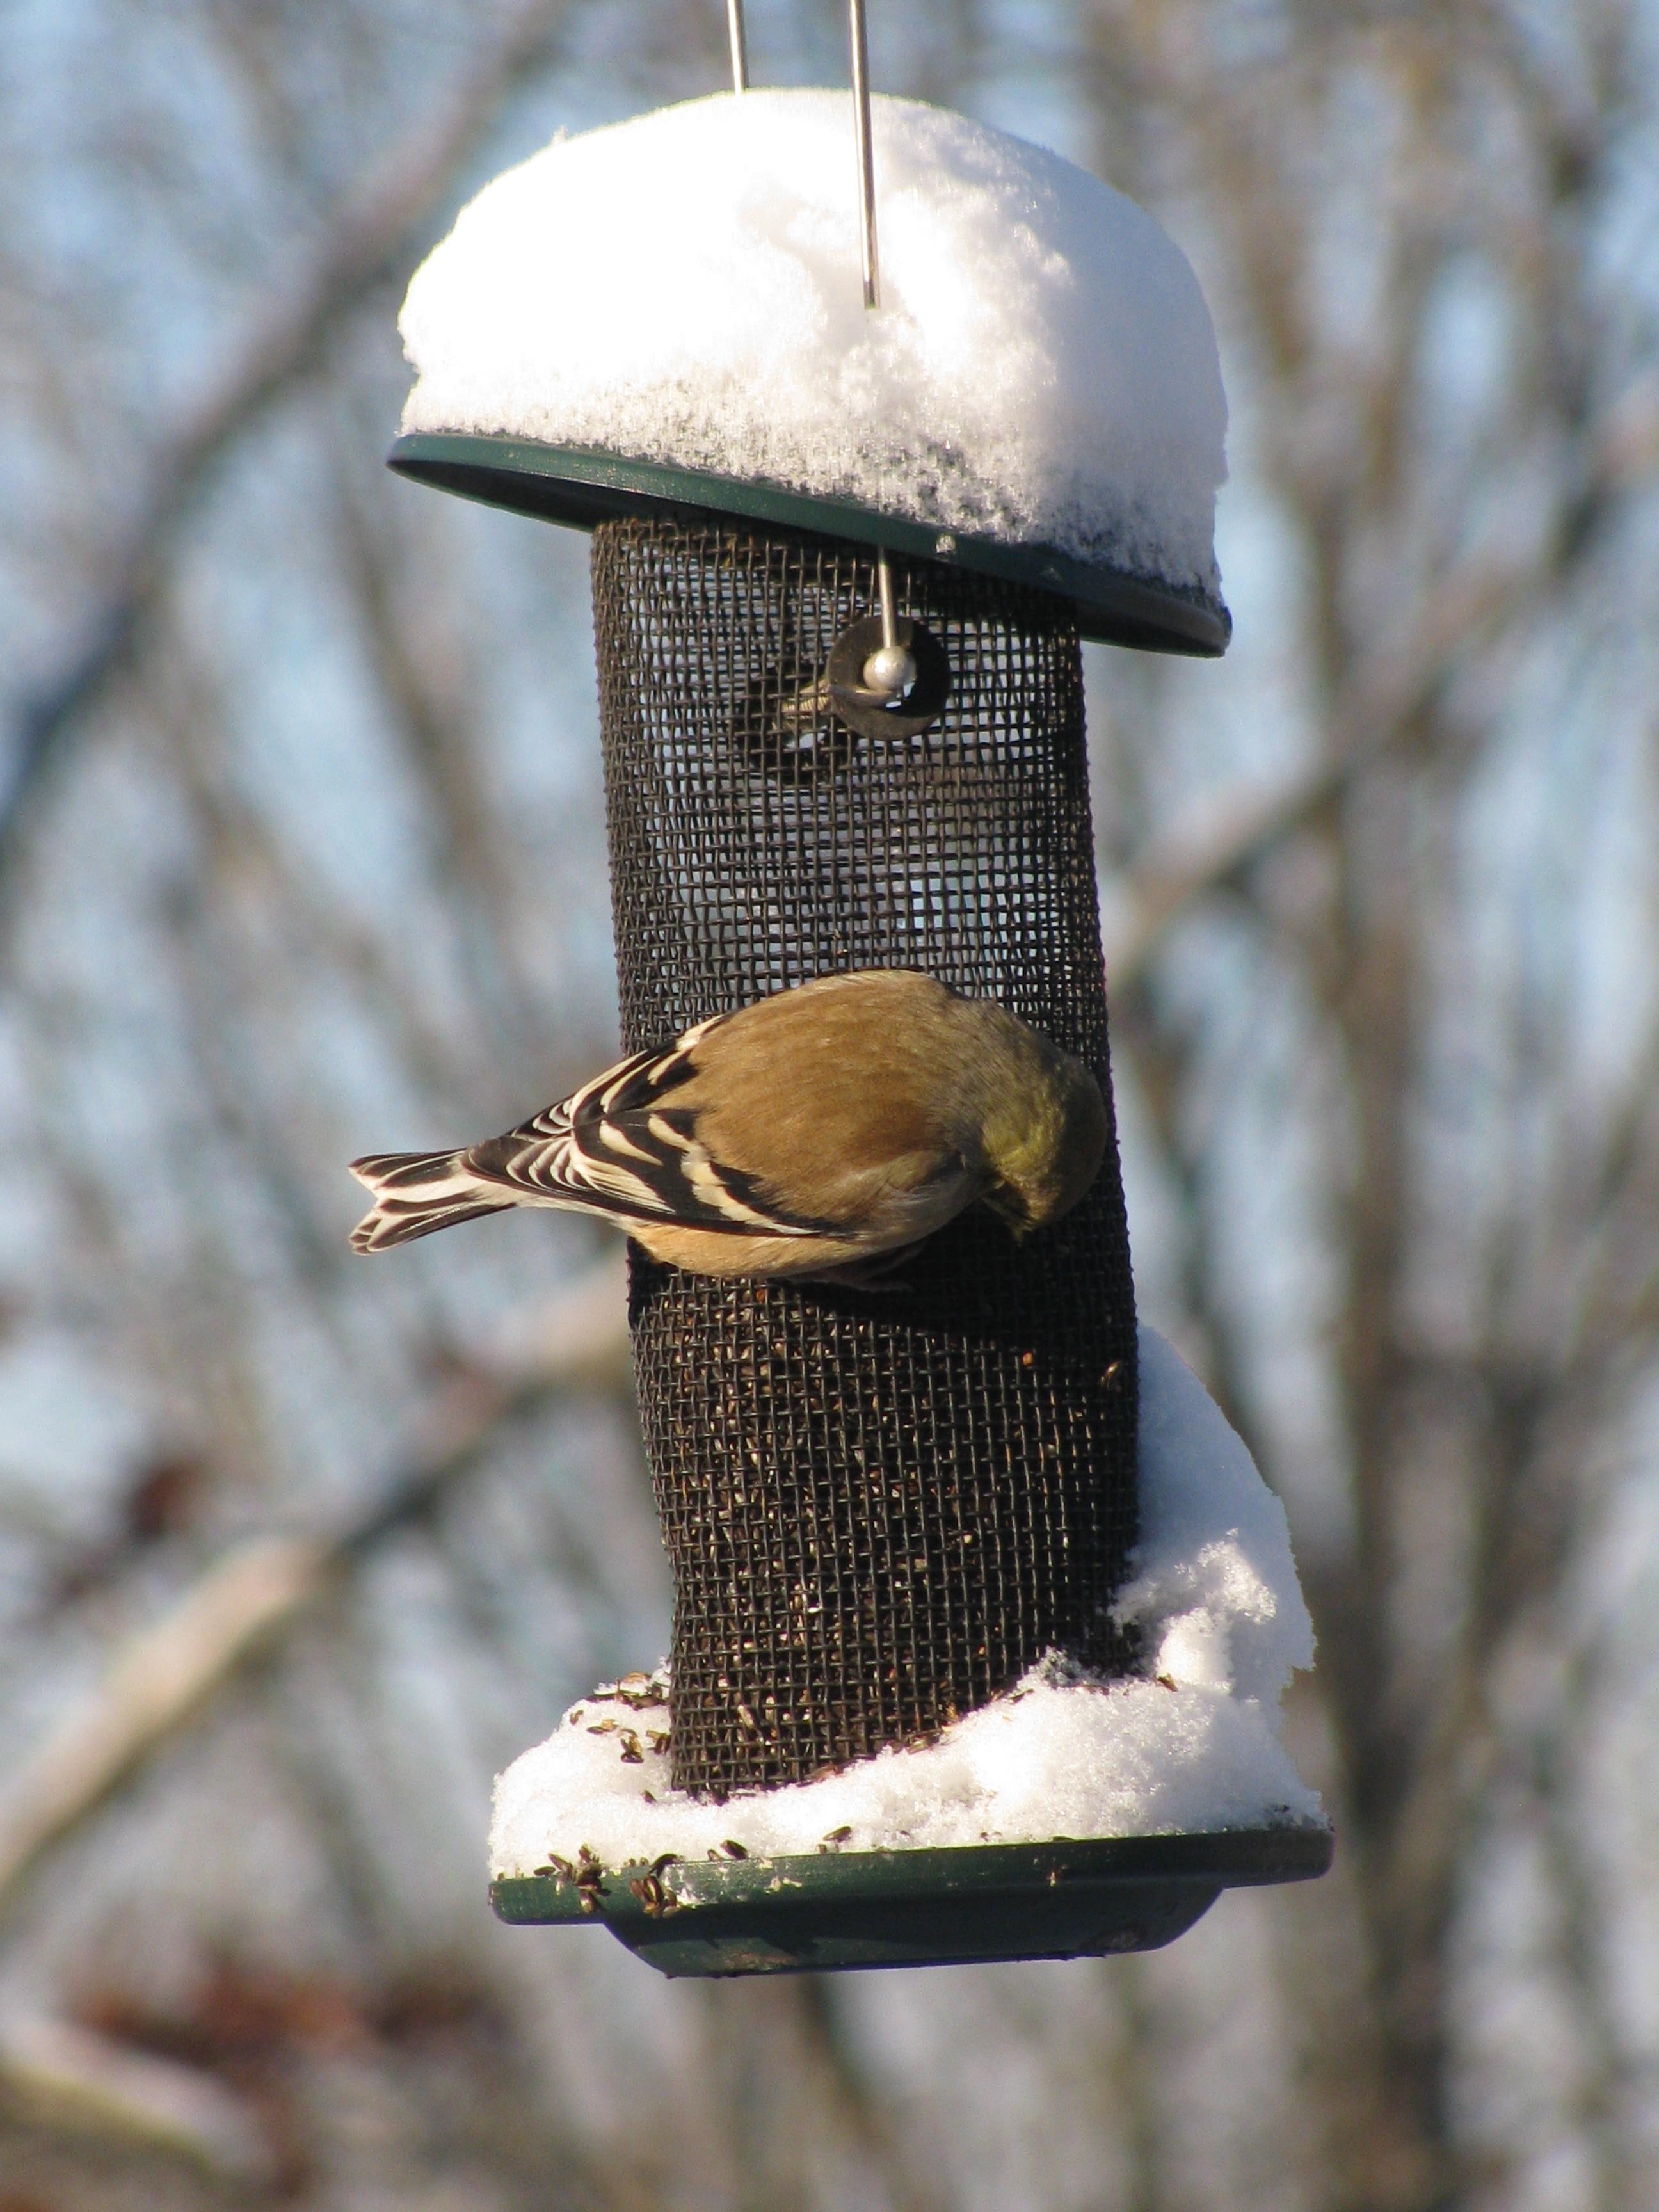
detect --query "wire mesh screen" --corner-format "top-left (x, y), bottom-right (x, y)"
top-left (592, 514), bottom-right (1139, 1796)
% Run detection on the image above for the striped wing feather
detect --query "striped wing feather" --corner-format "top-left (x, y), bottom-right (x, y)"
top-left (461, 1020), bottom-right (830, 1240)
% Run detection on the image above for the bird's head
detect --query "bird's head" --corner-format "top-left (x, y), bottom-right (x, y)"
top-left (977, 1032), bottom-right (1108, 1238)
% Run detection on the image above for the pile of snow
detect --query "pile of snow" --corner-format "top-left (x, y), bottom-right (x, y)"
top-left (401, 90), bottom-right (1227, 595)
top-left (490, 1327), bottom-right (1322, 1875)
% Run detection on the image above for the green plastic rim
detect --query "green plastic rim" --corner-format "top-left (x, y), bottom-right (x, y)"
top-left (490, 1824), bottom-right (1332, 1978)
top-left (388, 433), bottom-right (1231, 659)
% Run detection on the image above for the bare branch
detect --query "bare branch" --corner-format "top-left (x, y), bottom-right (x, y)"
top-left (0, 1254), bottom-right (629, 1918)
top-left (0, 0), bottom-right (573, 893)
top-left (1102, 554), bottom-right (1525, 986)
top-left (1101, 362), bottom-right (1659, 991)
top-left (0, 1535), bottom-right (330, 1907)
top-left (0, 2014), bottom-right (278, 2187)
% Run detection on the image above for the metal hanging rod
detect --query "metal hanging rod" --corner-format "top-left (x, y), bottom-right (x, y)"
top-left (846, 0), bottom-right (903, 682)
top-left (726, 0), bottom-right (748, 93)
top-left (848, 0), bottom-right (880, 310)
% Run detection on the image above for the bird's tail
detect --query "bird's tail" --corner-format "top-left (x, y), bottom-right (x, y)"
top-left (348, 1150), bottom-right (514, 1254)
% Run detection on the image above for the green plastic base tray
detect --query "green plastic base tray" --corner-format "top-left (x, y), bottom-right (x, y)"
top-left (388, 432), bottom-right (1231, 659)
top-left (490, 1825), bottom-right (1333, 1978)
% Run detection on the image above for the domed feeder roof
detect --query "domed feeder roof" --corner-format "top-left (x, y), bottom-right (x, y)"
top-left (393, 89), bottom-right (1231, 655)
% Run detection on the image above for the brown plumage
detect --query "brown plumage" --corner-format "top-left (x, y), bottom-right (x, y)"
top-left (348, 970), bottom-right (1107, 1283)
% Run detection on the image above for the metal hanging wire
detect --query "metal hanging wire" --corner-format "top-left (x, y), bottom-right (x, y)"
top-left (843, 0), bottom-right (913, 696)
top-left (848, 0), bottom-right (881, 310)
top-left (726, 0), bottom-right (748, 93)
top-left (849, 12), bottom-right (899, 681)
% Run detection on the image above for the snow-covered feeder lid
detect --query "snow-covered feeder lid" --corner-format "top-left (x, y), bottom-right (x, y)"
top-left (393, 89), bottom-right (1231, 657)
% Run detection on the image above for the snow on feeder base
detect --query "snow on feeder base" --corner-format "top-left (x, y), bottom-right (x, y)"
top-left (490, 1329), bottom-right (1329, 1976)
top-left (390, 87), bottom-right (1329, 1976)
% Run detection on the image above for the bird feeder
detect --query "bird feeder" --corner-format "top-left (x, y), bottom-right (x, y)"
top-left (388, 24), bottom-right (1329, 1976)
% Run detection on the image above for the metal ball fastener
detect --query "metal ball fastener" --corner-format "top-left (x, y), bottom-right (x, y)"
top-left (825, 613), bottom-right (952, 740)
top-left (861, 641), bottom-right (917, 700)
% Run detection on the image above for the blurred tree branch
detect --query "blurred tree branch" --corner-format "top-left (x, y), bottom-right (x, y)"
top-left (0, 0), bottom-right (575, 905)
top-left (0, 1255), bottom-right (629, 1921)
top-left (4, 1), bottom-right (1658, 2204)
top-left (1103, 378), bottom-right (1659, 990)
top-left (1084, 2), bottom-right (1659, 2203)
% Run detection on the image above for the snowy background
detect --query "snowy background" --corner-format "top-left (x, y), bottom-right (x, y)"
top-left (2, 3), bottom-right (1658, 2209)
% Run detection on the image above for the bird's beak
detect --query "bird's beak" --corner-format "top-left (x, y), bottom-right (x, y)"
top-left (981, 1184), bottom-right (1032, 1239)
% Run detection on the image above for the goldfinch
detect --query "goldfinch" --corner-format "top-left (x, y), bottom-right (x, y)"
top-left (348, 970), bottom-right (1106, 1283)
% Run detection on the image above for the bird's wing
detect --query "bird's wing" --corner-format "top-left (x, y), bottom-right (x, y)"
top-left (462, 1016), bottom-right (833, 1240)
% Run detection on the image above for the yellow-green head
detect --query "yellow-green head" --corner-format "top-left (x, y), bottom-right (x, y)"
top-left (971, 1012), bottom-right (1109, 1236)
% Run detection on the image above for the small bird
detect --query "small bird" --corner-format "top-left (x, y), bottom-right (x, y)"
top-left (348, 970), bottom-right (1106, 1283)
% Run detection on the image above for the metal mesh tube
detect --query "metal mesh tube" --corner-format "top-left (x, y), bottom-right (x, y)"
top-left (593, 514), bottom-right (1139, 1795)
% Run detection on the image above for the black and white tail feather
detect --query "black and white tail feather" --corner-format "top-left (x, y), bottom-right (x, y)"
top-left (349, 1013), bottom-right (830, 1255)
